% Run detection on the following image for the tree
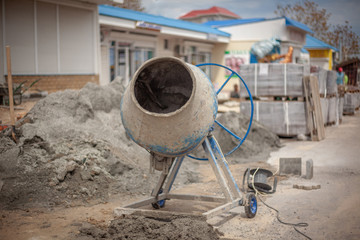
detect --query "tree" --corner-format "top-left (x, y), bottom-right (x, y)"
top-left (327, 21), bottom-right (360, 61)
top-left (117, 0), bottom-right (144, 12)
top-left (275, 0), bottom-right (360, 62)
top-left (275, 0), bottom-right (331, 41)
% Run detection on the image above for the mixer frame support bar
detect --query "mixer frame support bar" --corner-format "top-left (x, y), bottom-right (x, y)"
top-left (122, 134), bottom-right (246, 219)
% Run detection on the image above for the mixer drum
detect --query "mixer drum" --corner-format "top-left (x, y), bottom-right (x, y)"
top-left (121, 57), bottom-right (217, 157)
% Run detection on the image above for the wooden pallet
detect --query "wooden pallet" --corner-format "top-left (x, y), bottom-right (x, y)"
top-left (303, 76), bottom-right (325, 141)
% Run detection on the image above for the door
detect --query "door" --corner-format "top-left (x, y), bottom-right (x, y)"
top-left (109, 41), bottom-right (130, 83)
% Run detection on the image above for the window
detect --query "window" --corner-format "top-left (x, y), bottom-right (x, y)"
top-left (187, 46), bottom-right (211, 77)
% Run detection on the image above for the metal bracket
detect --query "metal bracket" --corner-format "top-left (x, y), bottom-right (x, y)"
top-left (122, 135), bottom-right (245, 220)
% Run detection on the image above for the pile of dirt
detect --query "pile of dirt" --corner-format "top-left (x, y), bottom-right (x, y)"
top-left (214, 111), bottom-right (281, 161)
top-left (191, 111), bottom-right (281, 162)
top-left (75, 214), bottom-right (221, 240)
top-left (0, 78), bottom-right (157, 209)
top-left (0, 78), bottom-right (280, 210)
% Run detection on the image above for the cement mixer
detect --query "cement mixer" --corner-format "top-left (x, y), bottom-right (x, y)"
top-left (119, 57), bottom-right (257, 220)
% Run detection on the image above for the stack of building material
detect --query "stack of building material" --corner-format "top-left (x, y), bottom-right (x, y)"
top-left (311, 66), bottom-right (327, 96)
top-left (343, 86), bottom-right (360, 115)
top-left (240, 101), bottom-right (307, 136)
top-left (337, 85), bottom-right (345, 123)
top-left (239, 63), bottom-right (310, 137)
top-left (326, 70), bottom-right (338, 125)
top-left (303, 76), bottom-right (325, 141)
top-left (311, 67), bottom-right (345, 126)
top-left (311, 66), bottom-right (328, 124)
top-left (239, 64), bottom-right (310, 97)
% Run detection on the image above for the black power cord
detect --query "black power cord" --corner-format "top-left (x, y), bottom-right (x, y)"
top-left (257, 195), bottom-right (312, 240)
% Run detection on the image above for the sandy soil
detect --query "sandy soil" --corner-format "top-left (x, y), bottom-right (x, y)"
top-left (0, 99), bottom-right (39, 125)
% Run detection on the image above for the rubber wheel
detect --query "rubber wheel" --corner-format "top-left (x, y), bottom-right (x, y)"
top-left (244, 193), bottom-right (257, 218)
top-left (151, 200), bottom-right (165, 209)
top-left (151, 189), bottom-right (166, 209)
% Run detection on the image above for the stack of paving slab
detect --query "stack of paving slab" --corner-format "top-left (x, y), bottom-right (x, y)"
top-left (311, 66), bottom-right (343, 126)
top-left (343, 86), bottom-right (360, 115)
top-left (239, 64), bottom-right (310, 97)
top-left (326, 70), bottom-right (339, 125)
top-left (239, 63), bottom-right (310, 136)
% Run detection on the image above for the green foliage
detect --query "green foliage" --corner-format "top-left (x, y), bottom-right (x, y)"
top-left (13, 78), bottom-right (40, 95)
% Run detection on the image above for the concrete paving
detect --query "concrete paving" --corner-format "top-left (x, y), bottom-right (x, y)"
top-left (264, 112), bottom-right (360, 239)
top-left (268, 113), bottom-right (360, 168)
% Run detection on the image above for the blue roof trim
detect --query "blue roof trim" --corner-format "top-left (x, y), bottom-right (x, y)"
top-left (301, 48), bottom-right (309, 54)
top-left (203, 18), bottom-right (265, 28)
top-left (203, 16), bottom-right (313, 34)
top-left (284, 17), bottom-right (313, 34)
top-left (99, 5), bottom-right (230, 37)
top-left (304, 35), bottom-right (339, 52)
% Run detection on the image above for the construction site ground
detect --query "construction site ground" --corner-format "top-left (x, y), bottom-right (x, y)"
top-left (0, 87), bottom-right (359, 239)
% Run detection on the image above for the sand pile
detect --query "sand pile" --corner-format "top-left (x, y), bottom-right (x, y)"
top-left (214, 111), bottom-right (281, 161)
top-left (0, 78), bottom-right (280, 210)
top-left (75, 214), bottom-right (221, 240)
top-left (190, 111), bottom-right (281, 162)
top-left (0, 78), bottom-right (157, 209)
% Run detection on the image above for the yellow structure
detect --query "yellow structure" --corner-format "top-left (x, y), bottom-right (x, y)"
top-left (307, 49), bottom-right (334, 70)
top-left (304, 35), bottom-right (339, 70)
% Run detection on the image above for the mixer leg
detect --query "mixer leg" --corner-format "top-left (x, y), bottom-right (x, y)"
top-left (202, 135), bottom-right (243, 202)
top-left (163, 156), bottom-right (185, 193)
top-left (150, 156), bottom-right (185, 209)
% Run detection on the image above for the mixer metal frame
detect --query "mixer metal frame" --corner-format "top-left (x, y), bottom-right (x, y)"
top-left (116, 61), bottom-right (257, 220)
top-left (120, 133), bottom-right (249, 220)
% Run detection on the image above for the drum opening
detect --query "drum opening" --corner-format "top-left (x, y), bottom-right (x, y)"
top-left (134, 59), bottom-right (193, 114)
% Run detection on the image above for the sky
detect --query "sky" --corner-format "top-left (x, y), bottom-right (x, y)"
top-left (141, 0), bottom-right (360, 38)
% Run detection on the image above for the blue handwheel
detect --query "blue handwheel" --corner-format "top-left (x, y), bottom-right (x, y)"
top-left (187, 63), bottom-right (254, 160)
top-left (245, 192), bottom-right (257, 218)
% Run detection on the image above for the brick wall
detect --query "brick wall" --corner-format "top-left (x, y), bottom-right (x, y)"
top-left (6, 75), bottom-right (99, 93)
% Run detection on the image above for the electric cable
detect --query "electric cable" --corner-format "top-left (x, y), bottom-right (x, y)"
top-left (257, 195), bottom-right (312, 240)
top-left (251, 168), bottom-right (312, 240)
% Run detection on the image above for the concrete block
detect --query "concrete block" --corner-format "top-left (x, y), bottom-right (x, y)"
top-left (279, 158), bottom-right (302, 175)
top-left (305, 159), bottom-right (313, 179)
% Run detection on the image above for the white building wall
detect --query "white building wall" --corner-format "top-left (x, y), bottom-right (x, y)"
top-left (37, 1), bottom-right (58, 73)
top-left (0, 1), bottom-right (3, 80)
top-left (4, 0), bottom-right (36, 74)
top-left (59, 5), bottom-right (94, 73)
top-left (1, 0), bottom-right (98, 78)
top-left (218, 19), bottom-right (286, 41)
top-left (156, 36), bottom-right (175, 58)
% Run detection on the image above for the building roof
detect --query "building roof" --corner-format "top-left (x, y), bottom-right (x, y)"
top-left (284, 17), bottom-right (313, 34)
top-left (179, 6), bottom-right (240, 19)
top-left (301, 48), bottom-right (309, 54)
top-left (99, 5), bottom-right (231, 37)
top-left (203, 16), bottom-right (313, 34)
top-left (203, 18), bottom-right (266, 28)
top-left (304, 35), bottom-right (339, 52)
top-left (76, 0), bottom-right (123, 5)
